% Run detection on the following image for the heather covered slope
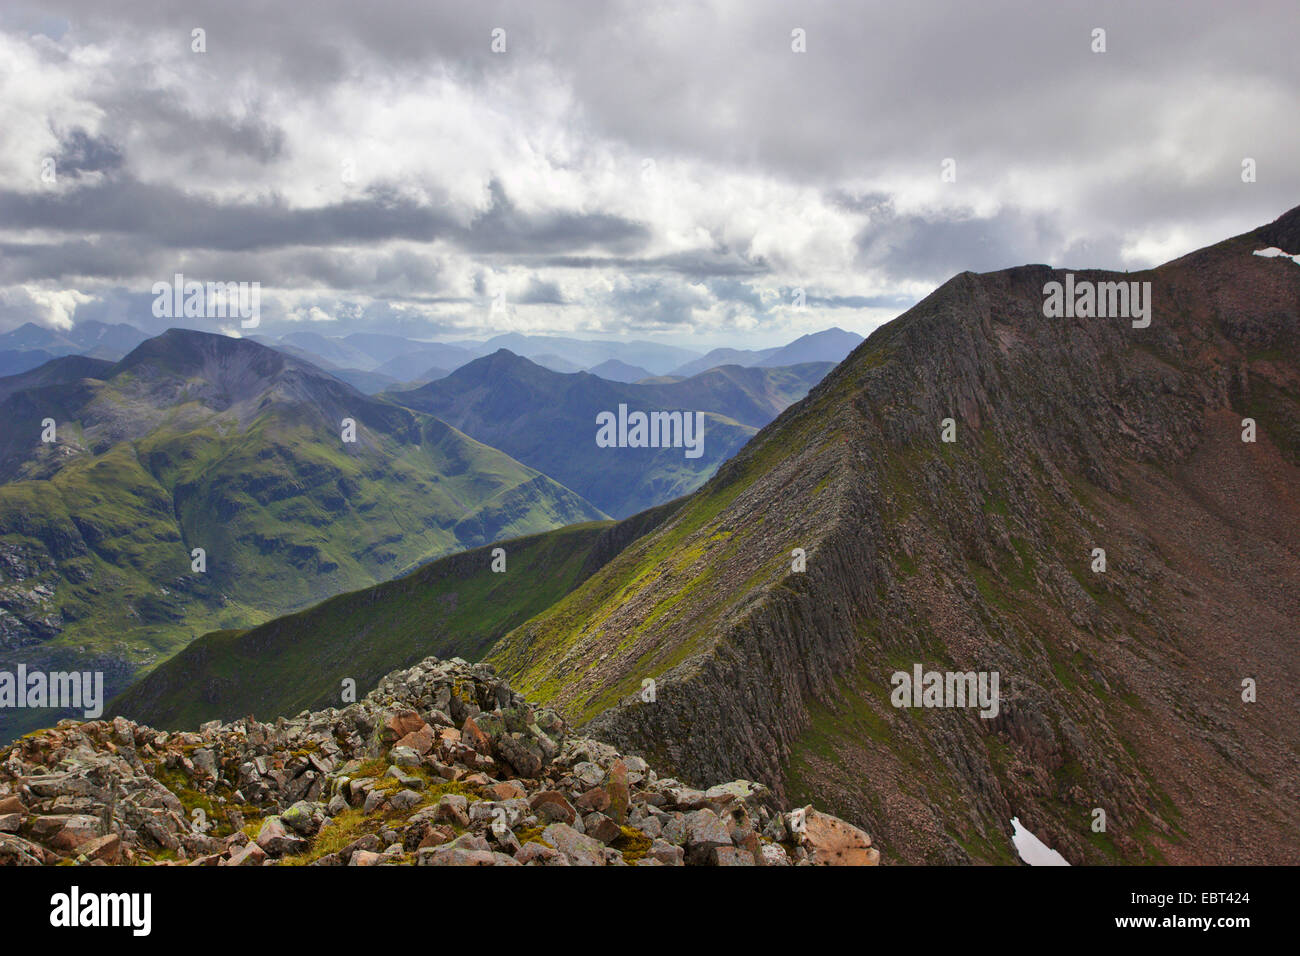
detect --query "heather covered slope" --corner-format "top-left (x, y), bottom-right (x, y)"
top-left (0, 330), bottom-right (604, 742)
top-left (107, 500), bottom-right (682, 730)
top-left (488, 207), bottom-right (1300, 865)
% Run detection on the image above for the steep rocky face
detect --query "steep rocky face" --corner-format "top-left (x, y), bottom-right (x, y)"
top-left (0, 655), bottom-right (875, 866)
top-left (490, 208), bottom-right (1300, 864)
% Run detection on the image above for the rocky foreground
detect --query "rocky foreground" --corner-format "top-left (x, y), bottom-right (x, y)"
top-left (0, 656), bottom-right (879, 866)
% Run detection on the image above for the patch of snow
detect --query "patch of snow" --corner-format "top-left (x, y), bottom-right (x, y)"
top-left (1010, 816), bottom-right (1070, 866)
top-left (1253, 247), bottom-right (1300, 264)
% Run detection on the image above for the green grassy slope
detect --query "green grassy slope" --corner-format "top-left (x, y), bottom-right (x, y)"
top-left (484, 397), bottom-right (826, 723)
top-left (107, 499), bottom-right (683, 729)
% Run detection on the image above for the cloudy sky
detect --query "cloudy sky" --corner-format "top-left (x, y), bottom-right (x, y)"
top-left (1, 0), bottom-right (1296, 348)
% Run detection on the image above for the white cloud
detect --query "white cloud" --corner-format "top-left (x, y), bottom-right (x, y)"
top-left (0, 285), bottom-right (93, 330)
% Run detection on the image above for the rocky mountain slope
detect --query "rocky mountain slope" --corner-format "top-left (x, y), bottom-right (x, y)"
top-left (389, 350), bottom-right (834, 516)
top-left (487, 207), bottom-right (1300, 864)
top-left (0, 330), bottom-right (603, 742)
top-left (0, 655), bottom-right (877, 866)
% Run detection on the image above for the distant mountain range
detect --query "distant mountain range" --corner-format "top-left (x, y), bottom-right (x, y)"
top-left (0, 320), bottom-right (852, 742)
top-left (0, 321), bottom-right (865, 394)
top-left (0, 349), bottom-right (57, 378)
top-left (239, 332), bottom-right (466, 393)
top-left (0, 319), bottom-right (861, 741)
top-left (587, 359), bottom-right (654, 383)
top-left (0, 330), bottom-right (602, 741)
top-left (387, 350), bottom-right (834, 517)
top-left (668, 327), bottom-right (863, 377)
top-left (0, 321), bottom-right (151, 375)
top-left (472, 333), bottom-right (699, 375)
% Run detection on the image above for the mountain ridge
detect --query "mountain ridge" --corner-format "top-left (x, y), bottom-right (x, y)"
top-left (486, 206), bottom-right (1300, 864)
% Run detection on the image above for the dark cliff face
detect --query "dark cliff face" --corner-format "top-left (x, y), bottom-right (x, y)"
top-left (494, 209), bottom-right (1300, 864)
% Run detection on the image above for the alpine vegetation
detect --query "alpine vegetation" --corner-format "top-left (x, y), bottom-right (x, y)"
top-left (1042, 273), bottom-right (1152, 328)
top-left (595, 404), bottom-right (706, 459)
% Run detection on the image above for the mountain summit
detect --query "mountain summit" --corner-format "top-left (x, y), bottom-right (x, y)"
top-left (2, 653), bottom-right (879, 866)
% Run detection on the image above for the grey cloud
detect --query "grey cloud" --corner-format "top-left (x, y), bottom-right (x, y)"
top-left (854, 203), bottom-right (1077, 281)
top-left (704, 278), bottom-right (766, 311)
top-left (606, 277), bottom-right (710, 329)
top-left (516, 278), bottom-right (566, 305)
top-left (461, 181), bottom-right (648, 255)
top-left (538, 250), bottom-right (769, 277)
top-left (0, 238), bottom-right (160, 283)
top-left (0, 178), bottom-right (647, 260)
top-left (123, 90), bottom-right (286, 165)
top-left (806, 292), bottom-right (917, 310)
top-left (14, 2), bottom-right (1299, 207)
top-left (54, 129), bottom-right (124, 175)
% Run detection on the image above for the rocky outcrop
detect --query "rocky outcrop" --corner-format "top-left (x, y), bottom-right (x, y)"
top-left (0, 655), bottom-right (877, 866)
